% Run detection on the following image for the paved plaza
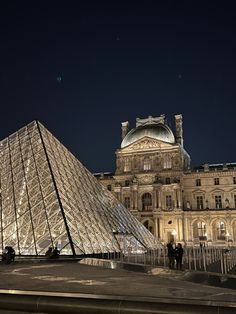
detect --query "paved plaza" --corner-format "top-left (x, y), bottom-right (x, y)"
top-left (0, 259), bottom-right (236, 313)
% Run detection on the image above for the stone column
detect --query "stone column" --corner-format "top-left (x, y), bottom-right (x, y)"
top-left (178, 189), bottom-right (182, 208)
top-left (158, 189), bottom-right (162, 209)
top-left (153, 188), bottom-right (157, 210)
top-left (184, 217), bottom-right (190, 242)
top-left (159, 218), bottom-right (163, 241)
top-left (177, 217), bottom-right (183, 241)
top-left (154, 217), bottom-right (159, 238)
top-left (114, 185), bottom-right (121, 202)
top-left (132, 184), bottom-right (138, 210)
top-left (206, 218), bottom-right (212, 242)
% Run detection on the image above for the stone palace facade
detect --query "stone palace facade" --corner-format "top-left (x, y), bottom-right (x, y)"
top-left (95, 114), bottom-right (236, 247)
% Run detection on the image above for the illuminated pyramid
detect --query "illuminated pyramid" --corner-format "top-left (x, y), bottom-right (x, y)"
top-left (0, 121), bottom-right (159, 255)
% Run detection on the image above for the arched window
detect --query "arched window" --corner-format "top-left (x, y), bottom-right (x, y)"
top-left (216, 221), bottom-right (226, 240)
top-left (142, 193), bottom-right (152, 211)
top-left (143, 157), bottom-right (151, 171)
top-left (193, 221), bottom-right (207, 239)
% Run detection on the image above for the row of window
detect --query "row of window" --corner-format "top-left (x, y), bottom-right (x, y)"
top-left (108, 176), bottom-right (236, 190)
top-left (141, 220), bottom-right (231, 240)
top-left (124, 193), bottom-right (174, 211)
top-left (124, 156), bottom-right (172, 172)
top-left (193, 221), bottom-right (229, 241)
top-left (195, 195), bottom-right (236, 209)
top-left (123, 193), bottom-right (236, 211)
top-left (107, 177), bottom-right (177, 191)
top-left (196, 177), bottom-right (236, 186)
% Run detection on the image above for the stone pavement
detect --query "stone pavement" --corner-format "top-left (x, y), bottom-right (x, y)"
top-left (0, 258), bottom-right (236, 304)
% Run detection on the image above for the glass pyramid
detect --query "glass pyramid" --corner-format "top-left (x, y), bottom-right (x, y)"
top-left (0, 121), bottom-right (159, 255)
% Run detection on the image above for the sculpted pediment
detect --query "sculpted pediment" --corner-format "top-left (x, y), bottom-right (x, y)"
top-left (121, 136), bottom-right (174, 152)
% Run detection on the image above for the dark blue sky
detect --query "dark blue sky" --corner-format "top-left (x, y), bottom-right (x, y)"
top-left (0, 1), bottom-right (236, 172)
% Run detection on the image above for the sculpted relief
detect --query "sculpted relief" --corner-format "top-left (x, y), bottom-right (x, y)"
top-left (137, 174), bottom-right (155, 184)
top-left (124, 138), bottom-right (163, 151)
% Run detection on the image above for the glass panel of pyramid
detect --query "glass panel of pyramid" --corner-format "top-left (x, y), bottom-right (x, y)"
top-left (0, 121), bottom-right (160, 255)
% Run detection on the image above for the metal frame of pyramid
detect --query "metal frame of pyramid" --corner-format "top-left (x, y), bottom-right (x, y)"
top-left (0, 121), bottom-right (159, 255)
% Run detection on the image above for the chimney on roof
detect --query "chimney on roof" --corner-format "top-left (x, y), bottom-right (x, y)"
top-left (175, 114), bottom-right (183, 146)
top-left (121, 121), bottom-right (129, 140)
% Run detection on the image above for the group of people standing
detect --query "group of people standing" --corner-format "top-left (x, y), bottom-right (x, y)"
top-left (167, 241), bottom-right (184, 270)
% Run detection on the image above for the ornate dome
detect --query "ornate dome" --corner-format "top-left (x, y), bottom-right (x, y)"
top-left (121, 123), bottom-right (175, 148)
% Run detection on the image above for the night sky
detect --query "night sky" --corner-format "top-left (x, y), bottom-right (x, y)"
top-left (1, 1), bottom-right (236, 173)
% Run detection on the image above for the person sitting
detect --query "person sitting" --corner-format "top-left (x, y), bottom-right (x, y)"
top-left (45, 247), bottom-right (53, 259)
top-left (2, 246), bottom-right (15, 264)
top-left (51, 246), bottom-right (60, 259)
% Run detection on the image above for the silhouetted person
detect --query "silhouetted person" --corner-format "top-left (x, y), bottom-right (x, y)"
top-left (45, 247), bottom-right (53, 259)
top-left (2, 246), bottom-right (15, 264)
top-left (51, 246), bottom-right (60, 259)
top-left (175, 243), bottom-right (184, 270)
top-left (167, 241), bottom-right (175, 269)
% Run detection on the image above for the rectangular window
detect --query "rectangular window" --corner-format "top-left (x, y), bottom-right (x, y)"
top-left (165, 177), bottom-right (171, 184)
top-left (124, 197), bottom-right (131, 210)
top-left (214, 178), bottom-right (219, 185)
top-left (196, 196), bottom-right (203, 209)
top-left (215, 195), bottom-right (222, 209)
top-left (163, 155), bottom-right (172, 169)
top-left (144, 159), bottom-right (151, 171)
top-left (233, 177), bottom-right (236, 184)
top-left (124, 180), bottom-right (130, 187)
top-left (196, 179), bottom-right (201, 186)
top-left (124, 158), bottom-right (131, 172)
top-left (166, 195), bottom-right (172, 209)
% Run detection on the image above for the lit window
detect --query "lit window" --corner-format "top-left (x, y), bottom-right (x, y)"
top-left (196, 196), bottom-right (203, 209)
top-left (143, 158), bottom-right (151, 171)
top-left (216, 221), bottom-right (225, 240)
top-left (142, 193), bottom-right (152, 211)
top-left (163, 155), bottom-right (172, 169)
top-left (124, 158), bottom-right (131, 172)
top-left (215, 195), bottom-right (222, 209)
top-left (214, 178), bottom-right (219, 185)
top-left (196, 179), bottom-right (201, 186)
top-left (197, 221), bottom-right (206, 237)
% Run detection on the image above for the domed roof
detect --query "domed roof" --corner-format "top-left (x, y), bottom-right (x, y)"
top-left (121, 123), bottom-right (175, 148)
